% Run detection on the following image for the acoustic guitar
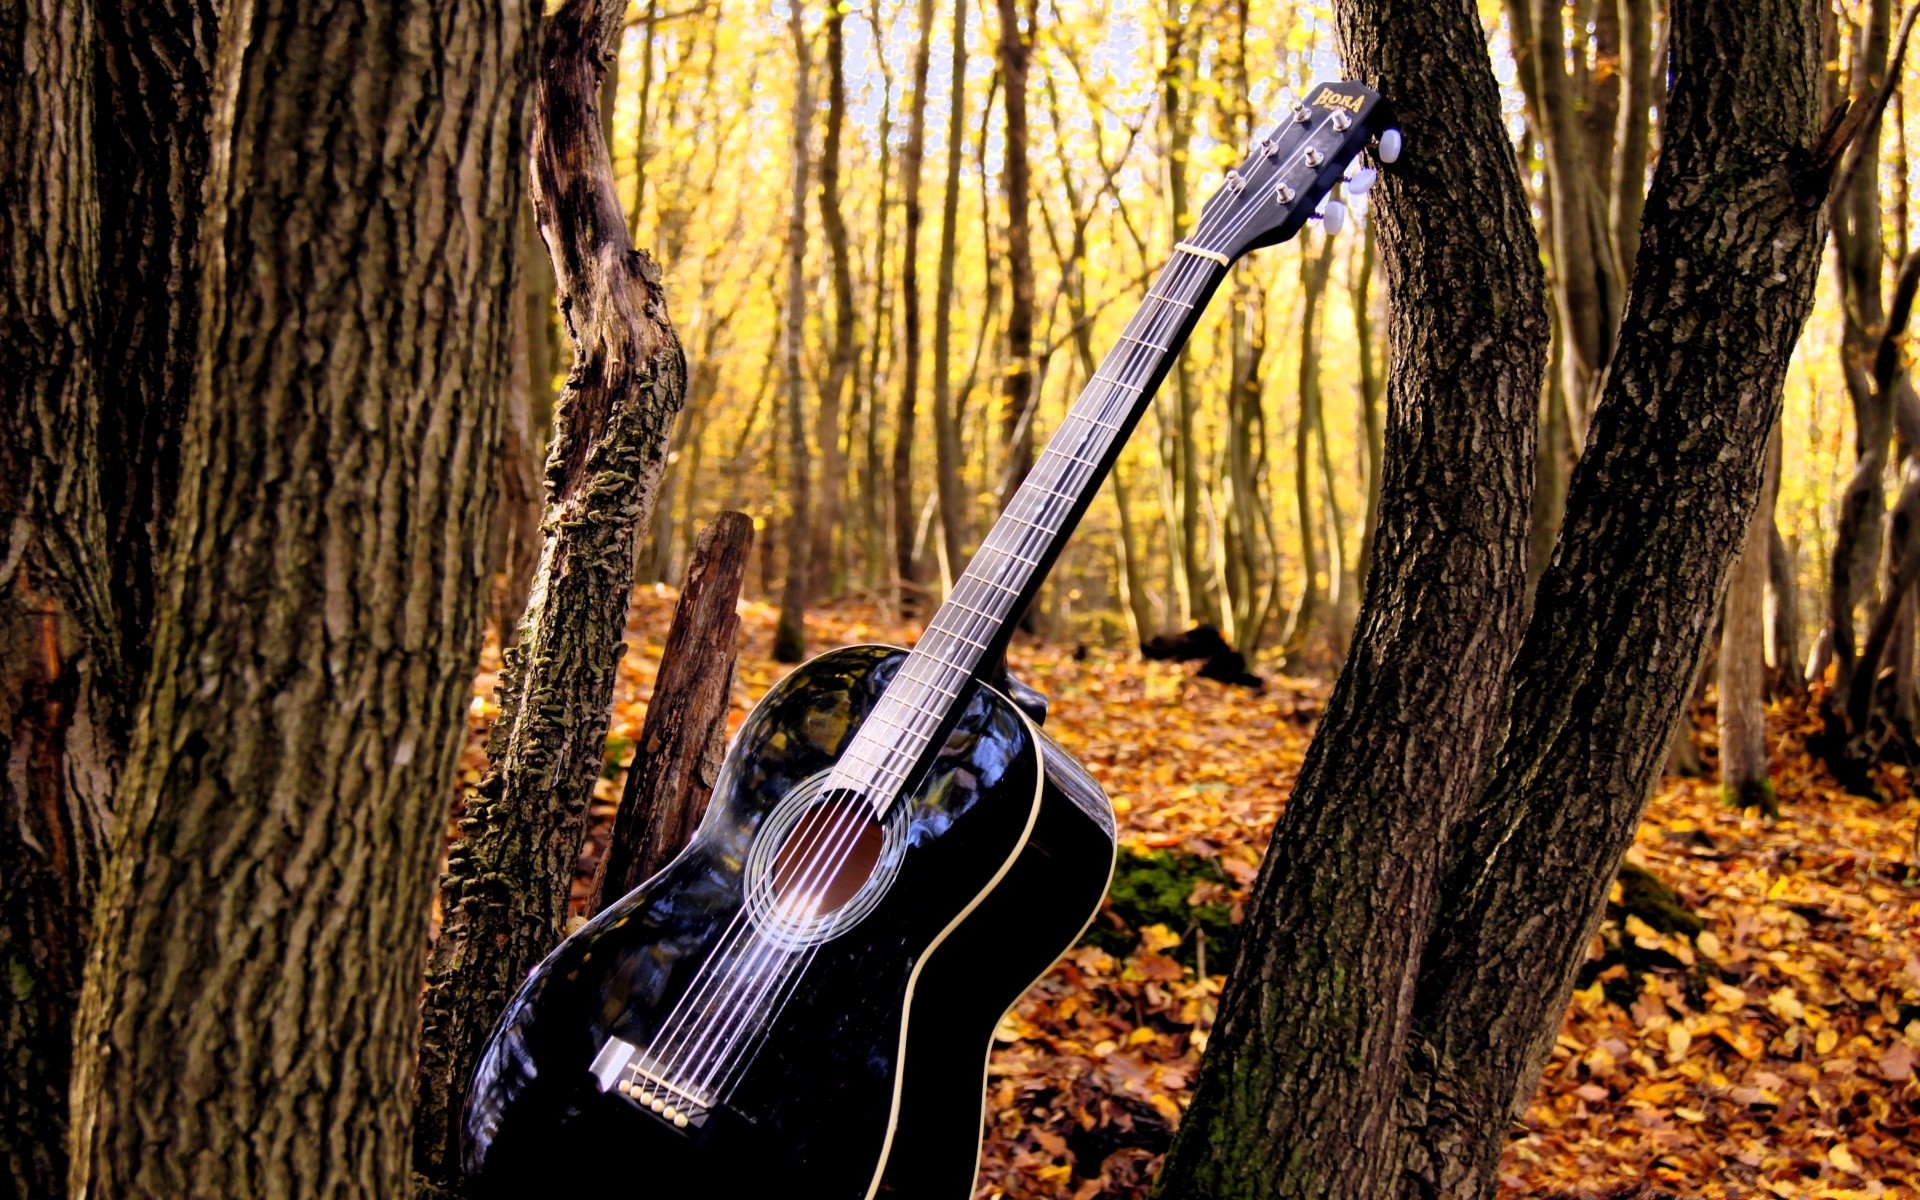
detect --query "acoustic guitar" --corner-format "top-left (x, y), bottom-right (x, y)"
top-left (463, 80), bottom-right (1395, 1199)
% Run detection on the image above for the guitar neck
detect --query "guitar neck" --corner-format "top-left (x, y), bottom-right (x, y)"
top-left (834, 248), bottom-right (1230, 811)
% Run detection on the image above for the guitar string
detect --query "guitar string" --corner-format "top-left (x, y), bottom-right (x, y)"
top-left (643, 258), bottom-right (1212, 1107)
top-left (679, 260), bottom-right (1216, 1102)
top-left (656, 108), bottom-right (1352, 1101)
top-left (660, 122), bottom-right (1342, 1102)
top-left (645, 103), bottom-right (1364, 1103)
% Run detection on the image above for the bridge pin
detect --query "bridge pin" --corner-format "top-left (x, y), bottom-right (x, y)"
top-left (650, 1098), bottom-right (666, 1113)
top-left (673, 1114), bottom-right (690, 1129)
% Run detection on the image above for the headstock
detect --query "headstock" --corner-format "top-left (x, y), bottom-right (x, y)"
top-left (1182, 82), bottom-right (1396, 265)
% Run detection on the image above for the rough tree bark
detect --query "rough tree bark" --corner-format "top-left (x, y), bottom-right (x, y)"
top-left (413, 0), bottom-right (686, 1186)
top-left (590, 513), bottom-right (751, 912)
top-left (1391, 2), bottom-right (1825, 1195)
top-left (65, 0), bottom-right (535, 1190)
top-left (0, 3), bottom-right (118, 1191)
top-left (773, 1), bottom-right (815, 664)
top-left (2, 1), bottom-right (216, 1186)
top-left (1152, 0), bottom-right (1548, 1189)
top-left (93, 0), bottom-right (217, 678)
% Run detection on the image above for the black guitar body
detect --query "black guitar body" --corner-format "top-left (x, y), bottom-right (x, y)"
top-left (463, 645), bottom-right (1116, 1200)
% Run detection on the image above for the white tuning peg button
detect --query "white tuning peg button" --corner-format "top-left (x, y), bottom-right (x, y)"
top-left (1377, 128), bottom-right (1403, 164)
top-left (1322, 200), bottom-right (1348, 235)
top-left (1347, 166), bottom-right (1377, 196)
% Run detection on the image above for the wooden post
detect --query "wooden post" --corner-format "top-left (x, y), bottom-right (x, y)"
top-left (590, 511), bottom-right (753, 913)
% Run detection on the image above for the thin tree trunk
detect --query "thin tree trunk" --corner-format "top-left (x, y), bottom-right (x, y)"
top-left (1281, 234), bottom-right (1337, 658)
top-left (1352, 220), bottom-right (1386, 593)
top-left (1720, 424), bottom-right (1781, 813)
top-left (996, 0), bottom-right (1035, 513)
top-left (494, 196), bottom-right (553, 643)
top-left (893, 0), bottom-right (938, 597)
top-left (811, 2), bottom-right (856, 599)
top-left (1769, 517), bottom-right (1806, 696)
top-left (1153, 0), bottom-right (1548, 1187)
top-left (591, 512), bottom-right (751, 911)
top-left (1393, 2), bottom-right (1825, 1193)
top-left (68, 0), bottom-right (534, 1190)
top-left (413, 0), bottom-right (684, 1186)
top-left (774, 3), bottom-right (815, 664)
top-left (1161, 0), bottom-right (1209, 626)
top-left (1611, 0), bottom-right (1655, 279)
top-left (932, 0), bottom-right (971, 579)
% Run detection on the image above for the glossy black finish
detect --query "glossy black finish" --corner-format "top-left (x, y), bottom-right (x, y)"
top-left (464, 646), bottom-right (1116, 1200)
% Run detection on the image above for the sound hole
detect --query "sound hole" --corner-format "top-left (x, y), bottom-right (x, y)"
top-left (770, 796), bottom-right (884, 919)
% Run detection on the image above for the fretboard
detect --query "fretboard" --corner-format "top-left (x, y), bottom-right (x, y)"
top-left (830, 248), bottom-right (1230, 813)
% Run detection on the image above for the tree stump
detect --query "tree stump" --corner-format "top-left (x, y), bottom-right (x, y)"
top-left (590, 511), bottom-right (752, 913)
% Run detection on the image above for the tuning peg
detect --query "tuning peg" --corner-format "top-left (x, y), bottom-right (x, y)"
top-left (1322, 200), bottom-right (1348, 235)
top-left (1346, 166), bottom-right (1377, 196)
top-left (1376, 128), bottom-right (1403, 164)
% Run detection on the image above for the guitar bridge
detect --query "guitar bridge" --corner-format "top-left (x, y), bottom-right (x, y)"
top-left (588, 1036), bottom-right (714, 1131)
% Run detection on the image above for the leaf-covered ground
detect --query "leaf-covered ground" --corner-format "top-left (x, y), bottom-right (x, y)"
top-left (461, 589), bottom-right (1920, 1198)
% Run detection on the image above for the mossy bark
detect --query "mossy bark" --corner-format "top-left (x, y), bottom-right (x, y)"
top-left (412, 0), bottom-right (687, 1186)
top-left (1393, 3), bottom-right (1825, 1195)
top-left (1152, 0), bottom-right (1549, 1191)
top-left (63, 0), bottom-right (534, 1190)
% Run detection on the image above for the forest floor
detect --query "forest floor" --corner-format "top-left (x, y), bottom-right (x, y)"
top-left (461, 588), bottom-right (1920, 1199)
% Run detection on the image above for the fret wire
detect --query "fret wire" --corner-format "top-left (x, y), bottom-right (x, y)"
top-left (841, 257), bottom-right (1218, 808)
top-left (981, 544), bottom-right (1040, 568)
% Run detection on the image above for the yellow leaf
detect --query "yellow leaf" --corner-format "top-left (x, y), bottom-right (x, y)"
top-left (1667, 1024), bottom-right (1692, 1063)
top-left (1696, 930), bottom-right (1724, 960)
top-left (1138, 923), bottom-right (1183, 953)
top-left (1815, 1026), bottom-right (1838, 1056)
top-left (1767, 986), bottom-right (1805, 1023)
top-left (1828, 1143), bottom-right (1860, 1174)
top-left (1148, 1093), bottom-right (1183, 1125)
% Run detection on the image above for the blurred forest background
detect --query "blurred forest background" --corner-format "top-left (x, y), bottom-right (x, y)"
top-left (532, 0), bottom-right (1852, 686)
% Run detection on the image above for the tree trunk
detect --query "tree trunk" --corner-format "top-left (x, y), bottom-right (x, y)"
top-left (996, 0), bottom-right (1036, 517)
top-left (0, 2), bottom-right (121, 1190)
top-left (494, 196), bottom-right (554, 644)
top-left (1768, 516), bottom-right (1806, 696)
top-left (93, 0), bottom-right (216, 680)
top-left (1719, 424), bottom-right (1781, 814)
top-left (1281, 234), bottom-right (1337, 659)
top-left (591, 512), bottom-right (750, 911)
top-left (1391, 2), bottom-right (1824, 1194)
top-left (810, 1), bottom-right (856, 600)
top-left (1152, 0), bottom-right (1548, 1189)
top-left (1352, 221), bottom-right (1386, 593)
top-left (1160, 0), bottom-right (1209, 627)
top-left (893, 0), bottom-right (937, 597)
top-left (66, 0), bottom-right (534, 1190)
top-left (773, 3), bottom-right (814, 664)
top-left (1823, 0), bottom-right (1895, 701)
top-left (932, 0), bottom-right (972, 580)
top-left (1610, 0), bottom-right (1655, 279)
top-left (413, 0), bottom-right (684, 1186)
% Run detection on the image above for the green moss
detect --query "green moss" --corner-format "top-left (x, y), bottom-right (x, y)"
top-left (772, 611), bottom-right (807, 664)
top-left (1082, 846), bottom-right (1241, 972)
top-left (1721, 775), bottom-right (1779, 819)
top-left (1617, 862), bottom-right (1704, 936)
